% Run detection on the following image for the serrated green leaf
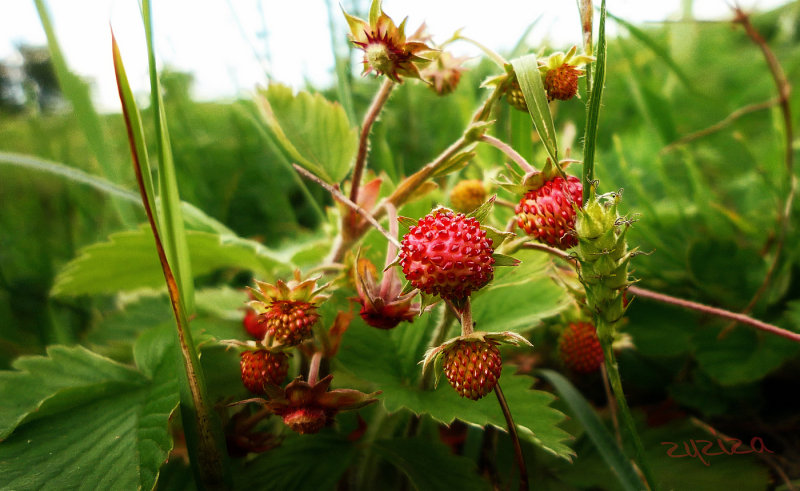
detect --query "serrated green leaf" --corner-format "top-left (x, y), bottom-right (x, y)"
top-left (372, 438), bottom-right (489, 491)
top-left (0, 344), bottom-right (178, 490)
top-left (334, 317), bottom-right (574, 459)
top-left (511, 55), bottom-right (558, 163)
top-left (52, 227), bottom-right (290, 297)
top-left (256, 84), bottom-right (359, 183)
top-left (472, 249), bottom-right (570, 333)
top-left (538, 369), bottom-right (644, 491)
top-left (235, 433), bottom-right (356, 490)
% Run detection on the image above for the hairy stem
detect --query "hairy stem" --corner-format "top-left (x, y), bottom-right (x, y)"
top-left (479, 134), bottom-right (536, 173)
top-left (459, 297), bottom-right (474, 336)
top-left (349, 78), bottom-right (395, 204)
top-left (494, 383), bottom-right (529, 491)
top-left (598, 324), bottom-right (656, 491)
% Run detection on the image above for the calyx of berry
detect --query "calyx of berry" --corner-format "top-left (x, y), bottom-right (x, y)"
top-left (342, 0), bottom-right (437, 83)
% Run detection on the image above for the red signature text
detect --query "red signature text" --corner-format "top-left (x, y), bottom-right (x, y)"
top-left (661, 429), bottom-right (774, 466)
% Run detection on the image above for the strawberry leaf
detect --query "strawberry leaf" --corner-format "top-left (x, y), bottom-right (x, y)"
top-left (333, 313), bottom-right (574, 460)
top-left (52, 227), bottom-right (290, 297)
top-left (0, 333), bottom-right (179, 490)
top-left (256, 84), bottom-right (358, 184)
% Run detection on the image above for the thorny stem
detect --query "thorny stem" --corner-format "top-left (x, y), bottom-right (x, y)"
top-left (729, 7), bottom-right (796, 322)
top-left (599, 327), bottom-right (656, 491)
top-left (494, 383), bottom-right (529, 491)
top-left (479, 134), bottom-right (536, 173)
top-left (293, 164), bottom-right (400, 249)
top-left (521, 242), bottom-right (800, 344)
top-left (308, 351), bottom-right (323, 385)
top-left (349, 78), bottom-right (395, 205)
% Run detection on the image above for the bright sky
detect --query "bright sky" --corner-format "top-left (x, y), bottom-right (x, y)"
top-left (0, 0), bottom-right (789, 112)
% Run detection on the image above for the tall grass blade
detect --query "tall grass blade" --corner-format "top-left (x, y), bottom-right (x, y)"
top-left (582, 0), bottom-right (607, 201)
top-left (33, 0), bottom-right (134, 225)
top-left (512, 54), bottom-right (559, 164)
top-left (113, 30), bottom-right (231, 490)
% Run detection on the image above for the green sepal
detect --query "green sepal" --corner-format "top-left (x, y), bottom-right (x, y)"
top-left (466, 195), bottom-right (496, 222)
top-left (492, 253), bottom-right (521, 267)
top-left (397, 216), bottom-right (418, 235)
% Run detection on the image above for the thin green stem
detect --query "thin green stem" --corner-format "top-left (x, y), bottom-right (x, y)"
top-left (598, 322), bottom-right (656, 491)
top-left (450, 35), bottom-right (509, 68)
top-left (494, 383), bottom-right (528, 491)
top-left (582, 0), bottom-right (606, 203)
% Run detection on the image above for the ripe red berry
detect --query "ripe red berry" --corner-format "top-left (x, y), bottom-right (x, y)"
top-left (442, 339), bottom-right (502, 400)
top-left (400, 211), bottom-right (494, 300)
top-left (558, 322), bottom-right (604, 374)
top-left (243, 309), bottom-right (267, 339)
top-left (240, 350), bottom-right (289, 394)
top-left (263, 300), bottom-right (319, 346)
top-left (544, 64), bottom-right (580, 101)
top-left (516, 176), bottom-right (583, 250)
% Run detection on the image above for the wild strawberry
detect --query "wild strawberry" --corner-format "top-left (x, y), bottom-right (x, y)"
top-left (422, 332), bottom-right (531, 401)
top-left (248, 271), bottom-right (330, 347)
top-left (539, 46), bottom-right (594, 102)
top-left (544, 64), bottom-right (580, 101)
top-left (399, 210), bottom-right (494, 300)
top-left (516, 175), bottom-right (583, 250)
top-left (450, 180), bottom-right (487, 214)
top-left (443, 339), bottom-right (502, 400)
top-left (243, 309), bottom-right (267, 340)
top-left (422, 52), bottom-right (467, 96)
top-left (558, 322), bottom-right (604, 374)
top-left (505, 78), bottom-right (529, 112)
top-left (240, 350), bottom-right (289, 394)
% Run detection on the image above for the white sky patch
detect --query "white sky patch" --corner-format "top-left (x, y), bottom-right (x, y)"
top-left (0, 0), bottom-right (790, 112)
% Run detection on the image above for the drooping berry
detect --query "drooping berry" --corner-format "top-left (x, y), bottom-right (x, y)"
top-left (243, 309), bottom-right (267, 340)
top-left (442, 339), bottom-right (502, 400)
top-left (240, 350), bottom-right (289, 394)
top-left (399, 210), bottom-right (495, 300)
top-left (558, 322), bottom-right (604, 374)
top-left (450, 180), bottom-right (487, 213)
top-left (281, 407), bottom-right (328, 435)
top-left (544, 64), bottom-right (581, 101)
top-left (516, 176), bottom-right (583, 250)
top-left (248, 272), bottom-right (329, 348)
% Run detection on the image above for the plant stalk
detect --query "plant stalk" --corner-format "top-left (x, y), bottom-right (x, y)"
top-left (494, 383), bottom-right (529, 491)
top-left (349, 78), bottom-right (395, 205)
top-left (598, 322), bottom-right (656, 491)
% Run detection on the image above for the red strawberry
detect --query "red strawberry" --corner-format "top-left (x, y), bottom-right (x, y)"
top-left (516, 176), bottom-right (583, 250)
top-left (558, 322), bottom-right (604, 374)
top-left (442, 339), bottom-right (502, 400)
top-left (249, 272), bottom-right (329, 347)
top-left (399, 210), bottom-right (494, 300)
top-left (544, 64), bottom-right (581, 101)
top-left (243, 309), bottom-right (267, 340)
top-left (240, 350), bottom-right (289, 394)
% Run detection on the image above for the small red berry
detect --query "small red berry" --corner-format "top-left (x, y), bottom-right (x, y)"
top-left (399, 211), bottom-right (495, 300)
top-left (558, 322), bottom-right (604, 374)
top-left (263, 300), bottom-right (319, 346)
top-left (243, 309), bottom-right (267, 339)
top-left (442, 339), bottom-right (502, 400)
top-left (240, 350), bottom-right (289, 394)
top-left (516, 176), bottom-right (583, 250)
top-left (544, 64), bottom-right (580, 101)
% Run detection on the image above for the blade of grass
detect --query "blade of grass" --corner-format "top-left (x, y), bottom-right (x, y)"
top-left (143, 0), bottom-right (195, 314)
top-left (33, 0), bottom-right (134, 226)
top-left (582, 0), bottom-right (607, 202)
top-left (511, 54), bottom-right (559, 164)
top-left (538, 369), bottom-right (646, 491)
top-left (113, 31), bottom-right (231, 490)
